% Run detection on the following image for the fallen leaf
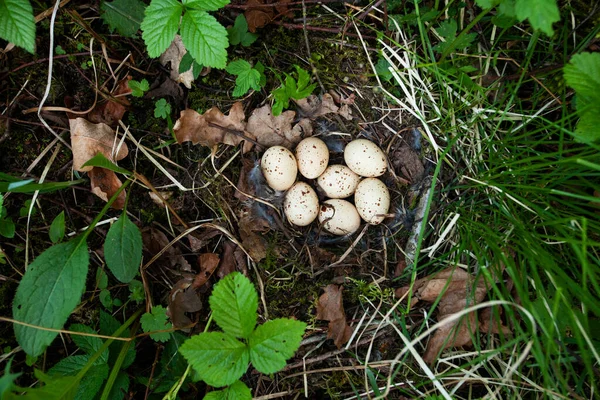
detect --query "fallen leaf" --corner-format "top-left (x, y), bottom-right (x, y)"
top-left (316, 284), bottom-right (353, 348)
top-left (391, 145), bottom-right (425, 183)
top-left (160, 35), bottom-right (195, 89)
top-left (88, 167), bottom-right (126, 209)
top-left (142, 228), bottom-right (192, 272)
top-left (148, 191), bottom-right (173, 207)
top-left (167, 277), bottom-right (202, 329)
top-left (295, 93), bottom-right (352, 120)
top-left (173, 102), bottom-right (254, 153)
top-left (238, 215), bottom-right (268, 261)
top-left (192, 253), bottom-right (220, 289)
top-left (246, 105), bottom-right (311, 148)
top-left (275, 0), bottom-right (294, 18)
top-left (187, 228), bottom-right (222, 252)
top-left (70, 117), bottom-right (128, 172)
top-left (217, 240), bottom-right (248, 278)
top-left (145, 78), bottom-right (184, 102)
top-left (245, 0), bottom-right (273, 32)
top-left (88, 76), bottom-right (131, 127)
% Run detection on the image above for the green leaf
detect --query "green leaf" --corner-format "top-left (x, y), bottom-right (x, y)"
top-left (0, 178), bottom-right (83, 193)
top-left (514, 0), bottom-right (559, 36)
top-left (100, 0), bottom-right (146, 38)
top-left (0, 218), bottom-right (15, 238)
top-left (104, 212), bottom-right (143, 283)
top-left (0, 0), bottom-right (36, 53)
top-left (184, 0), bottom-right (230, 11)
top-left (154, 98), bottom-right (171, 119)
top-left (19, 199), bottom-right (36, 217)
top-left (48, 355), bottom-right (109, 400)
top-left (205, 380), bottom-right (252, 400)
top-left (96, 267), bottom-right (109, 290)
top-left (107, 373), bottom-right (130, 400)
top-left (227, 14), bottom-right (258, 47)
top-left (128, 78), bottom-right (149, 97)
top-left (141, 305), bottom-right (172, 342)
top-left (13, 238), bottom-right (90, 356)
top-left (141, 0), bottom-right (183, 57)
top-left (6, 369), bottom-right (78, 400)
top-left (99, 311), bottom-right (137, 369)
top-left (179, 332), bottom-right (250, 387)
top-left (0, 359), bottom-right (21, 399)
top-left (69, 324), bottom-right (109, 363)
top-left (81, 153), bottom-right (132, 175)
top-left (180, 9), bottom-right (229, 69)
top-left (564, 52), bottom-right (600, 143)
top-left (55, 45), bottom-right (66, 55)
top-left (474, 0), bottom-right (501, 8)
top-left (209, 272), bottom-right (258, 338)
top-left (432, 19), bottom-right (477, 54)
top-left (99, 289), bottom-right (113, 310)
top-left (226, 60), bottom-right (261, 97)
top-left (49, 211), bottom-right (66, 244)
top-left (128, 279), bottom-right (145, 303)
top-left (248, 319), bottom-right (306, 374)
top-left (179, 52), bottom-right (194, 73)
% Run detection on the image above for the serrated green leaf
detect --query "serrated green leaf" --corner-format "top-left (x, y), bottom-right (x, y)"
top-left (227, 60), bottom-right (261, 97)
top-left (184, 0), bottom-right (230, 11)
top-left (179, 332), bottom-right (250, 387)
top-left (226, 59), bottom-right (251, 75)
top-left (564, 52), bottom-right (600, 143)
top-left (205, 380), bottom-right (252, 400)
top-left (0, 359), bottom-right (21, 399)
top-left (99, 311), bottom-right (137, 369)
top-left (248, 319), bottom-right (306, 374)
top-left (47, 355), bottom-right (109, 400)
top-left (107, 372), bottom-right (130, 400)
top-left (180, 9), bottom-right (228, 69)
top-left (100, 0), bottom-right (146, 38)
top-left (6, 369), bottom-right (79, 400)
top-left (141, 305), bottom-right (172, 342)
top-left (141, 0), bottom-right (183, 57)
top-left (514, 0), bottom-right (559, 36)
top-left (228, 14), bottom-right (258, 47)
top-left (179, 52), bottom-right (194, 73)
top-left (49, 211), bottom-right (65, 244)
top-left (154, 98), bottom-right (171, 119)
top-left (13, 238), bottom-right (90, 356)
top-left (104, 212), bottom-right (143, 283)
top-left (0, 0), bottom-right (35, 53)
top-left (128, 78), bottom-right (149, 97)
top-left (209, 272), bottom-right (258, 338)
top-left (295, 66), bottom-right (311, 91)
top-left (498, 0), bottom-right (516, 17)
top-left (69, 324), bottom-right (110, 363)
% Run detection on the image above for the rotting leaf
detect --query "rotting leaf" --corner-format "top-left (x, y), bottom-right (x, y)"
top-left (218, 240), bottom-right (248, 278)
top-left (167, 277), bottom-right (202, 330)
top-left (173, 102), bottom-right (254, 153)
top-left (160, 35), bottom-right (195, 89)
top-left (245, 105), bottom-right (312, 148)
top-left (187, 228), bottom-right (222, 252)
top-left (238, 215), bottom-right (268, 262)
top-left (244, 0), bottom-right (274, 32)
top-left (315, 284), bottom-right (353, 348)
top-left (295, 93), bottom-right (352, 120)
top-left (395, 267), bottom-right (511, 364)
top-left (70, 118), bottom-right (128, 173)
top-left (142, 228), bottom-right (192, 272)
top-left (88, 76), bottom-right (131, 127)
top-left (88, 167), bottom-right (126, 210)
top-left (192, 253), bottom-right (220, 289)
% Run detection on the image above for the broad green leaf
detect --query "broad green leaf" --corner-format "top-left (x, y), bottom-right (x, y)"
top-left (433, 19), bottom-right (477, 54)
top-left (248, 319), bottom-right (306, 374)
top-left (295, 66), bottom-right (311, 91)
top-left (141, 0), bottom-right (183, 57)
top-left (0, 218), bottom-right (15, 238)
top-left (209, 272), bottom-right (258, 338)
top-left (154, 98), bottom-right (171, 119)
top-left (474, 0), bottom-right (501, 8)
top-left (226, 59), bottom-right (251, 75)
top-left (5, 369), bottom-right (79, 400)
top-left (0, 0), bottom-right (35, 53)
top-left (514, 0), bottom-right (559, 36)
top-left (128, 78), bottom-right (149, 97)
top-left (184, 0), bottom-right (230, 11)
top-left (48, 355), bottom-right (109, 400)
top-left (107, 373), bottom-right (130, 400)
top-left (205, 380), bottom-right (252, 400)
top-left (104, 212), bottom-right (143, 283)
top-left (99, 311), bottom-right (137, 369)
top-left (226, 60), bottom-right (261, 97)
top-left (69, 324), bottom-right (109, 363)
top-left (13, 238), bottom-right (90, 356)
top-left (81, 153), bottom-right (132, 175)
top-left (0, 359), bottom-right (21, 398)
top-left (227, 14), bottom-right (258, 47)
top-left (140, 305), bottom-right (172, 342)
top-left (564, 52), bottom-right (600, 143)
top-left (96, 268), bottom-right (109, 290)
top-left (179, 332), bottom-right (250, 387)
top-left (179, 52), bottom-right (194, 73)
top-left (180, 9), bottom-right (228, 69)
top-left (49, 211), bottom-right (66, 243)
top-left (99, 289), bottom-right (113, 310)
top-left (100, 0), bottom-right (146, 38)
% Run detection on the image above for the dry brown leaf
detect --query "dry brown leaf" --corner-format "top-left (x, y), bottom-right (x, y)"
top-left (187, 228), bottom-right (222, 252)
top-left (238, 216), bottom-right (267, 261)
top-left (391, 145), bottom-right (425, 183)
top-left (167, 277), bottom-right (202, 329)
top-left (88, 76), bottom-right (131, 127)
top-left (217, 240), bottom-right (248, 278)
top-left (142, 228), bottom-right (192, 272)
top-left (295, 93), bottom-right (352, 120)
top-left (245, 0), bottom-right (273, 32)
top-left (160, 35), bottom-right (195, 89)
top-left (70, 117), bottom-right (128, 172)
top-left (88, 167), bottom-right (126, 209)
top-left (173, 102), bottom-right (254, 153)
top-left (316, 284), bottom-right (353, 348)
top-left (192, 253), bottom-right (220, 289)
top-left (246, 105), bottom-right (311, 148)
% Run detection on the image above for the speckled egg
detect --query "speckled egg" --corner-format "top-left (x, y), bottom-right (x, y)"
top-left (295, 137), bottom-right (329, 179)
top-left (317, 165), bottom-right (361, 198)
top-left (354, 178), bottom-right (390, 224)
top-left (318, 199), bottom-right (361, 235)
top-left (344, 139), bottom-right (387, 177)
top-left (284, 182), bottom-right (319, 226)
top-left (261, 146), bottom-right (298, 191)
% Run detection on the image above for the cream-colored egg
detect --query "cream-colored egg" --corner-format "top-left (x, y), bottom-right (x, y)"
top-left (295, 137), bottom-right (329, 179)
top-left (261, 146), bottom-right (298, 191)
top-left (344, 139), bottom-right (387, 177)
top-left (284, 182), bottom-right (319, 226)
top-left (354, 178), bottom-right (390, 224)
top-left (317, 165), bottom-right (361, 198)
top-left (318, 199), bottom-right (361, 235)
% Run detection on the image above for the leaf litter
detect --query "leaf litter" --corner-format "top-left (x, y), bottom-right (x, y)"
top-left (315, 284), bottom-right (353, 349)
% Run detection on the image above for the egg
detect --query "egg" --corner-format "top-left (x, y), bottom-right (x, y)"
top-left (295, 137), bottom-right (329, 179)
top-left (284, 182), bottom-right (319, 226)
top-left (344, 139), bottom-right (387, 177)
top-left (354, 178), bottom-right (390, 224)
top-left (317, 165), bottom-right (361, 198)
top-left (318, 199), bottom-right (361, 235)
top-left (261, 146), bottom-right (298, 191)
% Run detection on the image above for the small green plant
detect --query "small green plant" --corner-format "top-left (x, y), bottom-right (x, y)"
top-left (474, 0), bottom-right (560, 36)
top-left (141, 0), bottom-right (230, 69)
top-left (227, 14), bottom-right (258, 47)
top-left (154, 98), bottom-right (171, 119)
top-left (0, 194), bottom-right (15, 239)
top-left (100, 0), bottom-right (146, 38)
top-left (226, 60), bottom-right (266, 97)
top-left (49, 211), bottom-right (65, 243)
top-left (0, 0), bottom-right (36, 53)
top-left (179, 272), bottom-right (306, 399)
top-left (272, 65), bottom-right (316, 116)
top-left (141, 305), bottom-right (172, 342)
top-left (128, 79), bottom-right (149, 97)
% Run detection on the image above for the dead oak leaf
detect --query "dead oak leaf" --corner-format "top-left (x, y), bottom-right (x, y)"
top-left (167, 277), bottom-right (203, 329)
top-left (192, 253), bottom-right (220, 289)
top-left (88, 76), bottom-right (131, 127)
top-left (295, 93), bottom-right (352, 120)
top-left (238, 215), bottom-right (268, 262)
top-left (70, 117), bottom-right (128, 172)
top-left (316, 284), bottom-right (353, 348)
top-left (88, 167), bottom-right (126, 209)
top-left (246, 105), bottom-right (312, 149)
top-left (160, 35), bottom-right (195, 89)
top-left (173, 102), bottom-right (254, 153)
